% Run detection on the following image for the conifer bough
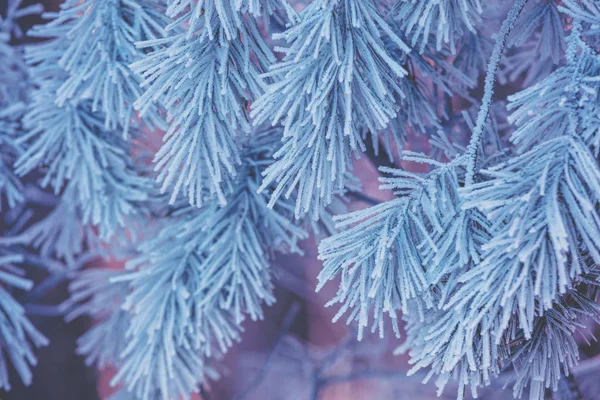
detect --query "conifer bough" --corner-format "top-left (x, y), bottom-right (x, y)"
top-left (1, 0), bottom-right (600, 399)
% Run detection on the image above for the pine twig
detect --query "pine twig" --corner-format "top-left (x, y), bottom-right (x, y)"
top-left (464, 0), bottom-right (529, 185)
top-left (235, 302), bottom-right (301, 400)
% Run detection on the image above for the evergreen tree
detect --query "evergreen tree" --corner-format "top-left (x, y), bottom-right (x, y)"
top-left (2, 0), bottom-right (600, 399)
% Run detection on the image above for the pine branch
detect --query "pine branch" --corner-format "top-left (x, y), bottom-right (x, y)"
top-left (464, 0), bottom-right (529, 185)
top-left (393, 0), bottom-right (483, 53)
top-left (252, 0), bottom-right (411, 218)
